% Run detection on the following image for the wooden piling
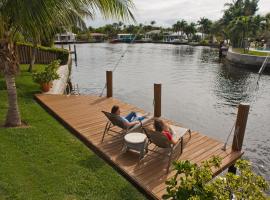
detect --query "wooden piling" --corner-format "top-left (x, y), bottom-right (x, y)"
top-left (229, 103), bottom-right (250, 173)
top-left (106, 71), bottom-right (113, 98)
top-left (232, 103), bottom-right (250, 151)
top-left (154, 83), bottom-right (162, 117)
top-left (74, 44), bottom-right (77, 65)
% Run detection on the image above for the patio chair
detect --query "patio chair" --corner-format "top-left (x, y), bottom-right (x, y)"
top-left (142, 125), bottom-right (191, 173)
top-left (101, 111), bottom-right (153, 143)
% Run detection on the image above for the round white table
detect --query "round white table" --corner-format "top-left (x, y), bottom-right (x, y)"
top-left (123, 132), bottom-right (148, 159)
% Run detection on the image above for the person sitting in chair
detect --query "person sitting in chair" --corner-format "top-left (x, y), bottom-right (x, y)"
top-left (111, 105), bottom-right (145, 128)
top-left (154, 118), bottom-right (178, 145)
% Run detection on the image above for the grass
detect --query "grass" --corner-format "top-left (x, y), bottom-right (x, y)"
top-left (0, 65), bottom-right (145, 200)
top-left (232, 48), bottom-right (270, 56)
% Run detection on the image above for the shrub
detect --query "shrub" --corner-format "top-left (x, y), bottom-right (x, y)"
top-left (32, 60), bottom-right (60, 84)
top-left (199, 40), bottom-right (209, 45)
top-left (163, 157), bottom-right (269, 200)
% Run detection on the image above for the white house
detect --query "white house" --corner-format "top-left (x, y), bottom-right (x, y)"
top-left (55, 32), bottom-right (76, 43)
top-left (163, 32), bottom-right (188, 43)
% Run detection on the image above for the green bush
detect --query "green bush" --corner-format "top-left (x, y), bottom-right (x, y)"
top-left (199, 40), bottom-right (209, 45)
top-left (16, 42), bottom-right (69, 64)
top-left (163, 157), bottom-right (269, 200)
top-left (32, 60), bottom-right (60, 84)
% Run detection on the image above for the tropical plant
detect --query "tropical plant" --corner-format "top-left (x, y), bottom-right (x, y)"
top-left (183, 23), bottom-right (197, 40)
top-left (163, 157), bottom-right (269, 200)
top-left (0, 0), bottom-right (134, 127)
top-left (173, 20), bottom-right (187, 37)
top-left (228, 16), bottom-right (252, 49)
top-left (150, 20), bottom-right (156, 26)
top-left (209, 21), bottom-right (224, 42)
top-left (197, 17), bottom-right (212, 39)
top-left (222, 0), bottom-right (259, 26)
top-left (32, 60), bottom-right (60, 85)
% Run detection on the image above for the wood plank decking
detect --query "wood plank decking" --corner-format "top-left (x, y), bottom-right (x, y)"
top-left (35, 94), bottom-right (243, 200)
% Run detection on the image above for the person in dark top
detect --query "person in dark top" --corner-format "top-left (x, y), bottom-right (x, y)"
top-left (111, 105), bottom-right (145, 128)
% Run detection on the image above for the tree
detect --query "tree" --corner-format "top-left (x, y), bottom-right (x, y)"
top-left (163, 157), bottom-right (269, 200)
top-left (222, 0), bottom-right (259, 26)
top-left (209, 21), bottom-right (225, 42)
top-left (118, 21), bottom-right (124, 30)
top-left (173, 20), bottom-right (187, 37)
top-left (197, 17), bottom-right (212, 39)
top-left (173, 22), bottom-right (181, 35)
top-left (227, 15), bottom-right (264, 49)
top-left (0, 0), bottom-right (134, 127)
top-left (228, 16), bottom-right (250, 48)
top-left (150, 20), bottom-right (156, 26)
top-left (184, 23), bottom-right (197, 40)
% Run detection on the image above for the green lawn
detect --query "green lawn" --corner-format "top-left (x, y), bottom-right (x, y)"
top-left (0, 65), bottom-right (145, 200)
top-left (232, 48), bottom-right (269, 56)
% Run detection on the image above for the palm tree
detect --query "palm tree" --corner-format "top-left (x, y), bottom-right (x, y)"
top-left (198, 17), bottom-right (212, 39)
top-left (0, 0), bottom-right (134, 127)
top-left (228, 16), bottom-right (251, 49)
top-left (118, 21), bottom-right (124, 30)
top-left (184, 23), bottom-right (197, 40)
top-left (173, 20), bottom-right (187, 37)
top-left (150, 20), bottom-right (156, 28)
top-left (28, 1), bottom-right (125, 72)
top-left (179, 20), bottom-right (187, 37)
top-left (222, 0), bottom-right (259, 26)
top-left (172, 22), bottom-right (180, 35)
top-left (265, 13), bottom-right (270, 48)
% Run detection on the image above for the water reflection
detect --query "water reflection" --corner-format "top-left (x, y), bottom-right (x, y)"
top-left (200, 48), bottom-right (219, 63)
top-left (172, 45), bottom-right (195, 56)
top-left (214, 63), bottom-right (254, 106)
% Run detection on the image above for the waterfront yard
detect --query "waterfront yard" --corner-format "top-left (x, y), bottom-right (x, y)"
top-left (0, 65), bottom-right (145, 200)
top-left (232, 48), bottom-right (269, 56)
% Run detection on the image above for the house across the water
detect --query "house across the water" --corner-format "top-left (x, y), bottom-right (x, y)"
top-left (90, 33), bottom-right (106, 42)
top-left (54, 32), bottom-right (76, 44)
top-left (163, 32), bottom-right (188, 44)
top-left (142, 30), bottom-right (162, 42)
top-left (110, 34), bottom-right (135, 43)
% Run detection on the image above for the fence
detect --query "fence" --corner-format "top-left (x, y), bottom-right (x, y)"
top-left (16, 44), bottom-right (64, 64)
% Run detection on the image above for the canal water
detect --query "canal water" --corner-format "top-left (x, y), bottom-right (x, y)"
top-left (71, 43), bottom-right (270, 184)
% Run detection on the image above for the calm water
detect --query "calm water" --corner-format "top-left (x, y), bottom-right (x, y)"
top-left (71, 43), bottom-right (270, 184)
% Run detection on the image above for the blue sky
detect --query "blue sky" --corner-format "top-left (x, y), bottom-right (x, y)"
top-left (86, 0), bottom-right (269, 28)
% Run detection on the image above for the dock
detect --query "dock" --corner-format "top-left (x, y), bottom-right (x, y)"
top-left (35, 94), bottom-right (244, 200)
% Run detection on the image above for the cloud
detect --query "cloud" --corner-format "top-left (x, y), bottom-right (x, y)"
top-left (86, 0), bottom-right (270, 28)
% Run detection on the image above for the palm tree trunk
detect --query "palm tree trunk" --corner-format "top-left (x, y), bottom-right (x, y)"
top-left (4, 73), bottom-right (21, 127)
top-left (28, 43), bottom-right (37, 72)
top-left (0, 32), bottom-right (21, 127)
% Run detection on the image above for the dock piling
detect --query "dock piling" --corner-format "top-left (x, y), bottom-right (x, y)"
top-left (74, 44), bottom-right (77, 65)
top-left (229, 103), bottom-right (250, 173)
top-left (106, 71), bottom-right (113, 98)
top-left (154, 83), bottom-right (162, 117)
top-left (232, 103), bottom-right (250, 152)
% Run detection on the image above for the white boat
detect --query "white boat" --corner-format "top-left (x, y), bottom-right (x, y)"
top-left (170, 38), bottom-right (188, 44)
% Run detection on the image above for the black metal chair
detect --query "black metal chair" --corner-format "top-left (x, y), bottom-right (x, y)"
top-left (101, 111), bottom-right (153, 143)
top-left (143, 126), bottom-right (191, 173)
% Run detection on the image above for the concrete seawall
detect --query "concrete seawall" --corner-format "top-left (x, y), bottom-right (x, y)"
top-left (226, 49), bottom-right (270, 70)
top-left (46, 54), bottom-right (72, 95)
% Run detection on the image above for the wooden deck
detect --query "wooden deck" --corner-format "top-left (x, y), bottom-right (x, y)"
top-left (35, 94), bottom-right (243, 200)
